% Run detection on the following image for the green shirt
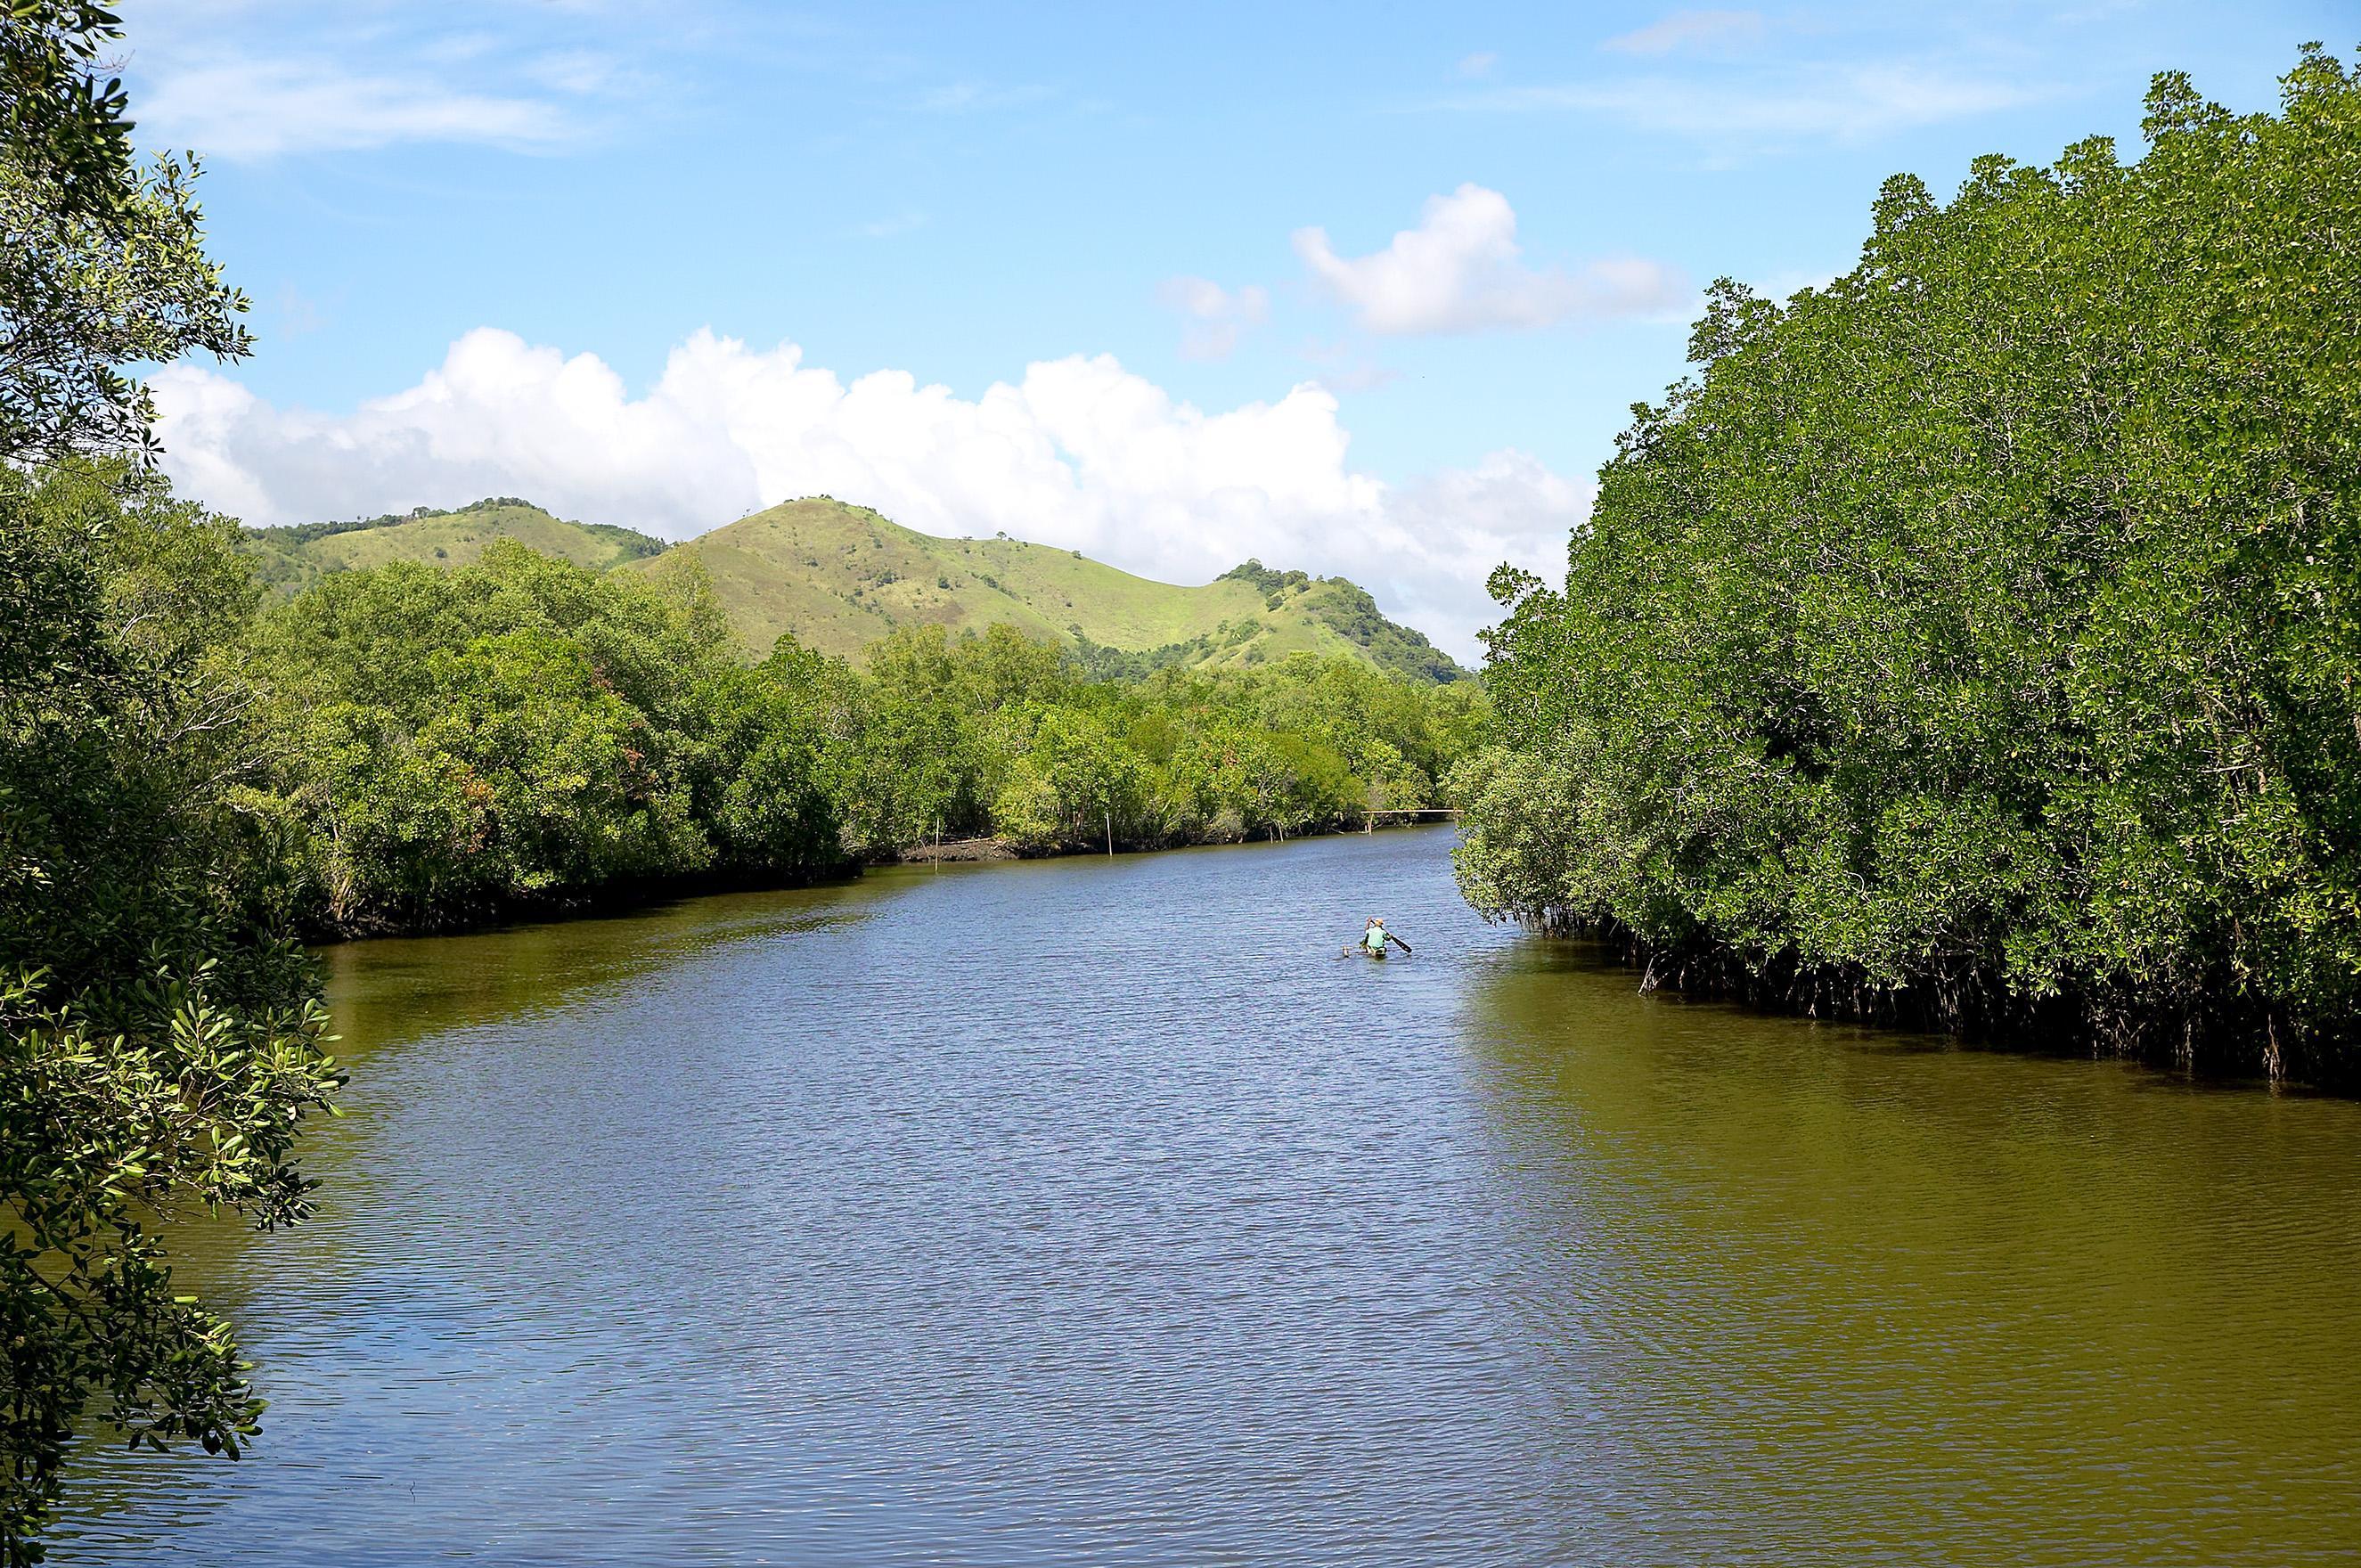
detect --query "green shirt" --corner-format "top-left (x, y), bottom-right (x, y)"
top-left (1364, 927), bottom-right (1387, 952)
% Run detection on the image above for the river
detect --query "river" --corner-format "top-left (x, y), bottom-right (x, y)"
top-left (49, 828), bottom-right (2361, 1565)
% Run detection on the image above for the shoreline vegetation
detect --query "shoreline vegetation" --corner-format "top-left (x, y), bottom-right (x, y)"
top-left (0, 14), bottom-right (350, 1549)
top-left (19, 464), bottom-right (1489, 943)
top-left (891, 810), bottom-right (1460, 866)
top-left (300, 818), bottom-right (1466, 949)
top-left (1454, 49), bottom-right (2361, 1087)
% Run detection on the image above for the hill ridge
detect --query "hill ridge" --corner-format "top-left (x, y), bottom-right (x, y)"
top-left (243, 494), bottom-right (1467, 682)
top-left (236, 498), bottom-right (666, 593)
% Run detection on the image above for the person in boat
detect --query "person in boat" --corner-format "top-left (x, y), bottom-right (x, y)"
top-left (1346, 917), bottom-right (1412, 959)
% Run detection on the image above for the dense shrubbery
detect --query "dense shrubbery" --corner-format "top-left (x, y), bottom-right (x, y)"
top-left (1456, 51), bottom-right (2361, 1082)
top-left (107, 532), bottom-right (1486, 937)
top-left (0, 6), bottom-right (347, 1551)
top-left (241, 544), bottom-right (841, 931)
top-left (1, 462), bottom-right (344, 1554)
top-left (814, 623), bottom-right (1483, 859)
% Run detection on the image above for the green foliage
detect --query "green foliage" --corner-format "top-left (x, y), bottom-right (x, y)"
top-left (0, 4), bottom-right (131, 220)
top-left (1297, 577), bottom-right (1466, 684)
top-left (244, 543), bottom-right (844, 932)
top-left (0, 18), bottom-right (313, 1559)
top-left (214, 556), bottom-right (1479, 915)
top-left (1459, 50), bottom-right (2361, 1081)
top-left (1069, 631), bottom-right (1221, 682)
top-left (0, 465), bottom-right (342, 1562)
top-left (1219, 559), bottom-right (1466, 682)
top-left (818, 623), bottom-right (1488, 858)
top-left (0, 145), bottom-right (249, 466)
top-left (1219, 559), bottom-right (1312, 596)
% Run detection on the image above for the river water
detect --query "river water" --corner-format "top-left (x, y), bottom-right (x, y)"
top-left (49, 829), bottom-right (2361, 1565)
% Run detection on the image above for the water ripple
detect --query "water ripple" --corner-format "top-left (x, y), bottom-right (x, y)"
top-left (48, 831), bottom-right (2361, 1566)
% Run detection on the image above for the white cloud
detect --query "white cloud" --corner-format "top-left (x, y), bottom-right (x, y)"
top-left (526, 50), bottom-right (631, 96)
top-left (1156, 277), bottom-right (1271, 361)
top-left (1293, 184), bottom-right (1687, 336)
top-left (1443, 62), bottom-right (2045, 143)
top-left (138, 55), bottom-right (581, 157)
top-left (1456, 51), bottom-right (1499, 78)
top-left (1382, 452), bottom-right (1589, 638)
top-left (1601, 9), bottom-right (1769, 56)
top-left (147, 328), bottom-right (1584, 661)
top-left (853, 209), bottom-right (929, 240)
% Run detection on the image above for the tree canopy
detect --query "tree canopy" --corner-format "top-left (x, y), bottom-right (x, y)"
top-left (1457, 48), bottom-right (2361, 1082)
top-left (220, 559), bottom-right (1488, 936)
top-left (0, 467), bottom-right (343, 1561)
top-left (0, 9), bottom-right (328, 1560)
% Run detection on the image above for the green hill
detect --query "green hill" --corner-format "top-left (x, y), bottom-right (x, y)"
top-left (241, 494), bottom-right (1466, 682)
top-left (237, 498), bottom-right (667, 594)
top-left (640, 497), bottom-right (1466, 682)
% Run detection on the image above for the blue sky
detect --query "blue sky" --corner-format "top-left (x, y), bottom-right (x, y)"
top-left (128, 2), bottom-right (2346, 655)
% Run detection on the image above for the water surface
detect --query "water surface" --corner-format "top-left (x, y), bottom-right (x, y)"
top-left (53, 829), bottom-right (2361, 1565)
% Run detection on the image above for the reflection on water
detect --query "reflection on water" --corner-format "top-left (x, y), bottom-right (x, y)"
top-left (1463, 945), bottom-right (2361, 1565)
top-left (49, 829), bottom-right (2361, 1565)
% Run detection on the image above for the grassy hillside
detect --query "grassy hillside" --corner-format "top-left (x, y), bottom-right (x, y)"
top-left (238, 498), bottom-right (666, 593)
top-left (642, 497), bottom-right (1466, 681)
top-left (241, 493), bottom-right (1466, 682)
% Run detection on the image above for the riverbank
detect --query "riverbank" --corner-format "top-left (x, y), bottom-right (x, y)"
top-left (1510, 914), bottom-right (2355, 1093)
top-left (892, 812), bottom-right (1461, 865)
top-left (303, 814), bottom-right (1465, 942)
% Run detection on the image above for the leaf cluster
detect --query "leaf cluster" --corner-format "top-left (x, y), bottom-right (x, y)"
top-left (0, 3), bottom-right (131, 220)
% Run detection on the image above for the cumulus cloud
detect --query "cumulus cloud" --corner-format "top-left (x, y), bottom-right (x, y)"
top-left (1156, 277), bottom-right (1271, 361)
top-left (1293, 184), bottom-right (1687, 335)
top-left (1601, 9), bottom-right (1769, 56)
top-left (1380, 452), bottom-right (1590, 641)
top-left (149, 329), bottom-right (1586, 660)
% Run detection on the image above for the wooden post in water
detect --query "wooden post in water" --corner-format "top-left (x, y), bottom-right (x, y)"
top-left (1106, 810), bottom-right (1114, 857)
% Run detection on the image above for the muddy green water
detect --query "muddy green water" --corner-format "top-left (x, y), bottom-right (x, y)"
top-left (48, 829), bottom-right (2361, 1565)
